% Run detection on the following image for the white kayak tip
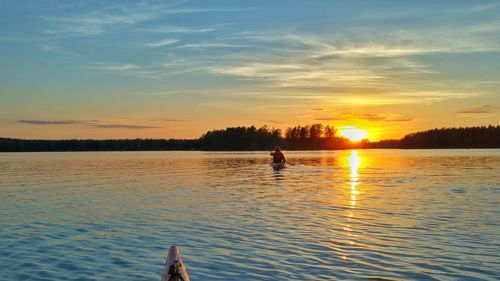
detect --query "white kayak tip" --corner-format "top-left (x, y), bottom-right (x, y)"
top-left (161, 245), bottom-right (190, 281)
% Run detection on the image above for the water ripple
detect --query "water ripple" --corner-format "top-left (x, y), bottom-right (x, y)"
top-left (1, 150), bottom-right (499, 280)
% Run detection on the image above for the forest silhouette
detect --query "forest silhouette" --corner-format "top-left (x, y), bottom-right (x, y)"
top-left (1, 125), bottom-right (499, 152)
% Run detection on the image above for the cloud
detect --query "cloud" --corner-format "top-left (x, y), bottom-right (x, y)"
top-left (313, 113), bottom-right (413, 122)
top-left (176, 43), bottom-right (246, 49)
top-left (210, 63), bottom-right (306, 78)
top-left (88, 62), bottom-right (162, 79)
top-left (200, 14), bottom-right (499, 105)
top-left (91, 124), bottom-right (162, 129)
top-left (43, 11), bottom-right (158, 36)
top-left (133, 91), bottom-right (179, 96)
top-left (337, 91), bottom-right (478, 105)
top-left (8, 1), bottom-right (499, 111)
top-left (454, 105), bottom-right (498, 115)
top-left (261, 120), bottom-right (283, 124)
top-left (145, 38), bottom-right (178, 48)
top-left (160, 119), bottom-right (185, 122)
top-left (163, 8), bottom-right (246, 14)
top-left (87, 56), bottom-right (210, 79)
top-left (17, 119), bottom-right (162, 129)
top-left (314, 117), bottom-right (341, 121)
top-left (39, 44), bottom-right (61, 52)
top-left (137, 26), bottom-right (216, 33)
top-left (41, 3), bottom-right (242, 36)
top-left (356, 114), bottom-right (387, 121)
top-left (205, 86), bottom-right (476, 107)
top-left (147, 118), bottom-right (187, 122)
top-left (227, 28), bottom-right (499, 59)
top-left (18, 120), bottom-right (87, 125)
top-left (132, 87), bottom-right (260, 97)
top-left (384, 118), bottom-right (413, 122)
top-left (91, 62), bottom-right (139, 71)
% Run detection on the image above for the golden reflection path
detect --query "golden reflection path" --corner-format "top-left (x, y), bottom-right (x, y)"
top-left (348, 150), bottom-right (361, 209)
top-left (341, 150), bottom-right (362, 260)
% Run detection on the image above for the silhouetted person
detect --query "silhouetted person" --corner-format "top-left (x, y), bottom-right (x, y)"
top-left (270, 146), bottom-right (286, 163)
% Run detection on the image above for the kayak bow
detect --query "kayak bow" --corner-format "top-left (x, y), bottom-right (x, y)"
top-left (270, 161), bottom-right (285, 170)
top-left (161, 245), bottom-right (190, 281)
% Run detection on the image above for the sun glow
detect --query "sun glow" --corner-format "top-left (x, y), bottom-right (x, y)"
top-left (340, 127), bottom-right (368, 142)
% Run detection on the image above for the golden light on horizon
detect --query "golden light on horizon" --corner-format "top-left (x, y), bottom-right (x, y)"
top-left (339, 127), bottom-right (368, 142)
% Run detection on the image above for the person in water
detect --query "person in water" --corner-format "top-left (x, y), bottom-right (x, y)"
top-left (270, 147), bottom-right (286, 163)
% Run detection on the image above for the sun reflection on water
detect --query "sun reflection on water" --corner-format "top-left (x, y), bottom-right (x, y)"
top-left (348, 150), bottom-right (361, 209)
top-left (341, 150), bottom-right (363, 261)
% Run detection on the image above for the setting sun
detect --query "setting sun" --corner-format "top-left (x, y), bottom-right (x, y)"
top-left (340, 127), bottom-right (368, 142)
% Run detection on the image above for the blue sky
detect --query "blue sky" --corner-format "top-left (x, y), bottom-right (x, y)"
top-left (1, 0), bottom-right (499, 139)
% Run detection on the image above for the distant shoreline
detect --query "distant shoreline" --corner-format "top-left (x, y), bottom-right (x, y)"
top-left (2, 148), bottom-right (500, 153)
top-left (1, 125), bottom-right (499, 152)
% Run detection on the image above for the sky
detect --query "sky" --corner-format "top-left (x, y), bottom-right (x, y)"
top-left (1, 0), bottom-right (499, 140)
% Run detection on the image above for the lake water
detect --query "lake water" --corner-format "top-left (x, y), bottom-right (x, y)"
top-left (1, 150), bottom-right (499, 280)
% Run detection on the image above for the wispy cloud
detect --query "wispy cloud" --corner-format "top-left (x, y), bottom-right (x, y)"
top-left (163, 8), bottom-right (246, 14)
top-left (4, 0), bottom-right (500, 135)
top-left (34, 1), bottom-right (500, 102)
top-left (260, 119), bottom-right (283, 124)
top-left (92, 124), bottom-right (161, 129)
top-left (38, 44), bottom-right (61, 52)
top-left (88, 62), bottom-right (162, 79)
top-left (332, 91), bottom-right (477, 105)
top-left (43, 12), bottom-right (155, 36)
top-left (91, 62), bottom-right (139, 71)
top-left (159, 119), bottom-right (185, 122)
top-left (186, 86), bottom-right (477, 107)
top-left (133, 88), bottom-right (216, 96)
top-left (454, 105), bottom-right (498, 116)
top-left (202, 23), bottom-right (494, 105)
top-left (85, 55), bottom-right (212, 79)
top-left (17, 119), bottom-right (162, 129)
top-left (313, 113), bottom-right (413, 122)
top-left (145, 38), bottom-right (178, 48)
top-left (18, 120), bottom-right (88, 125)
top-left (41, 3), bottom-right (243, 37)
top-left (384, 118), bottom-right (413, 122)
top-left (133, 91), bottom-right (182, 96)
top-left (148, 118), bottom-right (187, 122)
top-left (137, 26), bottom-right (216, 33)
top-left (176, 43), bottom-right (246, 49)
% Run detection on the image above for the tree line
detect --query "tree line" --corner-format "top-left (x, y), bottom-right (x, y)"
top-left (0, 138), bottom-right (199, 152)
top-left (0, 125), bottom-right (498, 152)
top-left (399, 125), bottom-right (500, 148)
top-left (284, 124), bottom-right (360, 150)
top-left (199, 126), bottom-right (281, 150)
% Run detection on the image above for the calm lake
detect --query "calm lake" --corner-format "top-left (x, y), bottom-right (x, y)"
top-left (1, 150), bottom-right (499, 280)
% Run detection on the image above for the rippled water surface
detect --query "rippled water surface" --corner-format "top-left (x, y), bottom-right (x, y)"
top-left (1, 150), bottom-right (499, 280)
